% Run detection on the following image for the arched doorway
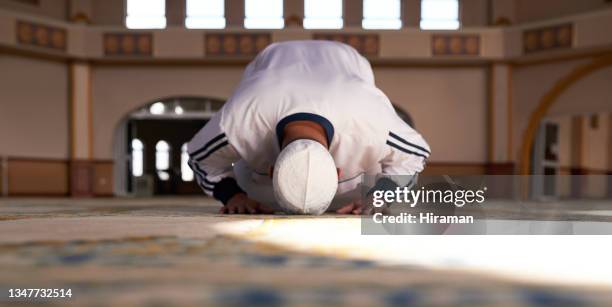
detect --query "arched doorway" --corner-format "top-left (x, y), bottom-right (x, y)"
top-left (112, 98), bottom-right (415, 196)
top-left (519, 54), bottom-right (612, 199)
top-left (520, 54), bottom-right (612, 175)
top-left (114, 97), bottom-right (225, 196)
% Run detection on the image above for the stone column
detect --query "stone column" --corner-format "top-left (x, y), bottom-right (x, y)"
top-left (226, 0), bottom-right (245, 28)
top-left (489, 64), bottom-right (512, 163)
top-left (608, 113), bottom-right (612, 197)
top-left (402, 0), bottom-right (420, 28)
top-left (166, 0), bottom-right (186, 26)
top-left (284, 0), bottom-right (304, 28)
top-left (344, 0), bottom-right (362, 28)
top-left (608, 113), bottom-right (612, 172)
top-left (568, 116), bottom-right (585, 198)
top-left (69, 61), bottom-right (94, 197)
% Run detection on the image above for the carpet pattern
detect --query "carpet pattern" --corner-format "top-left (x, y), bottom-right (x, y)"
top-left (0, 198), bottom-right (610, 306)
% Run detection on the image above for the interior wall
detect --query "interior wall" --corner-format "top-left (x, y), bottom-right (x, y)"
top-left (511, 59), bottom-right (588, 162)
top-left (514, 0), bottom-right (610, 24)
top-left (91, 65), bottom-right (245, 159)
top-left (90, 65), bottom-right (489, 163)
top-left (0, 54), bottom-right (68, 159)
top-left (91, 0), bottom-right (123, 26)
top-left (582, 113), bottom-right (609, 171)
top-left (461, 0), bottom-right (489, 27)
top-left (7, 159), bottom-right (69, 195)
top-left (0, 0), bottom-right (68, 20)
top-left (548, 66), bottom-right (612, 117)
top-left (373, 67), bottom-right (488, 163)
top-left (550, 66), bottom-right (612, 172)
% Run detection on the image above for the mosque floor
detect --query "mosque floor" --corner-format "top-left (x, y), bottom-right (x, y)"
top-left (0, 197), bottom-right (611, 307)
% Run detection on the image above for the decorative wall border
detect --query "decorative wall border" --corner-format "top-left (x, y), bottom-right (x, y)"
top-left (431, 34), bottom-right (480, 56)
top-left (16, 20), bottom-right (67, 51)
top-left (103, 33), bottom-right (153, 56)
top-left (205, 33), bottom-right (271, 57)
top-left (312, 33), bottom-right (379, 57)
top-left (523, 23), bottom-right (573, 54)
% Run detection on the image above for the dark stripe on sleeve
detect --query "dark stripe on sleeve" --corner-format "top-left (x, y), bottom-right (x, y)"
top-left (194, 165), bottom-right (215, 190)
top-left (195, 173), bottom-right (213, 191)
top-left (191, 161), bottom-right (216, 185)
top-left (389, 131), bottom-right (430, 154)
top-left (190, 133), bottom-right (226, 157)
top-left (187, 161), bottom-right (215, 192)
top-left (386, 140), bottom-right (428, 159)
top-left (195, 140), bottom-right (229, 162)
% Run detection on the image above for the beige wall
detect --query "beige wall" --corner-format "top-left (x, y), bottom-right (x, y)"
top-left (91, 64), bottom-right (245, 159)
top-left (0, 0), bottom-right (68, 20)
top-left (7, 159), bottom-right (69, 195)
top-left (548, 66), bottom-right (612, 117)
top-left (0, 54), bottom-right (68, 159)
top-left (582, 114), bottom-right (609, 171)
top-left (511, 59), bottom-right (588, 162)
top-left (89, 65), bottom-right (489, 163)
top-left (547, 113), bottom-right (610, 171)
top-left (515, 0), bottom-right (610, 24)
top-left (374, 67), bottom-right (488, 163)
top-left (91, 0), bottom-right (124, 26)
top-left (461, 0), bottom-right (489, 27)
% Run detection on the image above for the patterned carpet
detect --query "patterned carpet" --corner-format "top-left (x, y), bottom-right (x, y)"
top-left (0, 197), bottom-right (611, 306)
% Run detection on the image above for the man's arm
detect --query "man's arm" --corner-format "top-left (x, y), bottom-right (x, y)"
top-left (364, 119), bottom-right (430, 213)
top-left (336, 118), bottom-right (430, 215)
top-left (378, 116), bottom-right (430, 185)
top-left (188, 111), bottom-right (273, 214)
top-left (187, 111), bottom-right (243, 204)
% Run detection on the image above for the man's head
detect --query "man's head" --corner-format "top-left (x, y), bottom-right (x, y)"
top-left (272, 120), bottom-right (338, 215)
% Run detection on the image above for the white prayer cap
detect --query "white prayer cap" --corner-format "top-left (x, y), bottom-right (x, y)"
top-left (273, 139), bottom-right (338, 215)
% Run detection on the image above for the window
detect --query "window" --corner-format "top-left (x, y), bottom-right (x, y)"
top-left (244, 0), bottom-right (284, 29)
top-left (126, 0), bottom-right (166, 29)
top-left (420, 0), bottom-right (459, 30)
top-left (186, 0), bottom-right (225, 29)
top-left (181, 144), bottom-right (194, 182)
top-left (363, 0), bottom-right (401, 29)
top-left (149, 102), bottom-right (165, 115)
top-left (304, 0), bottom-right (342, 29)
top-left (155, 140), bottom-right (171, 181)
top-left (131, 139), bottom-right (144, 177)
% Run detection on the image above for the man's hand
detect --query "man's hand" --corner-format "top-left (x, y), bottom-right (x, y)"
top-left (336, 195), bottom-right (390, 215)
top-left (220, 193), bottom-right (274, 214)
